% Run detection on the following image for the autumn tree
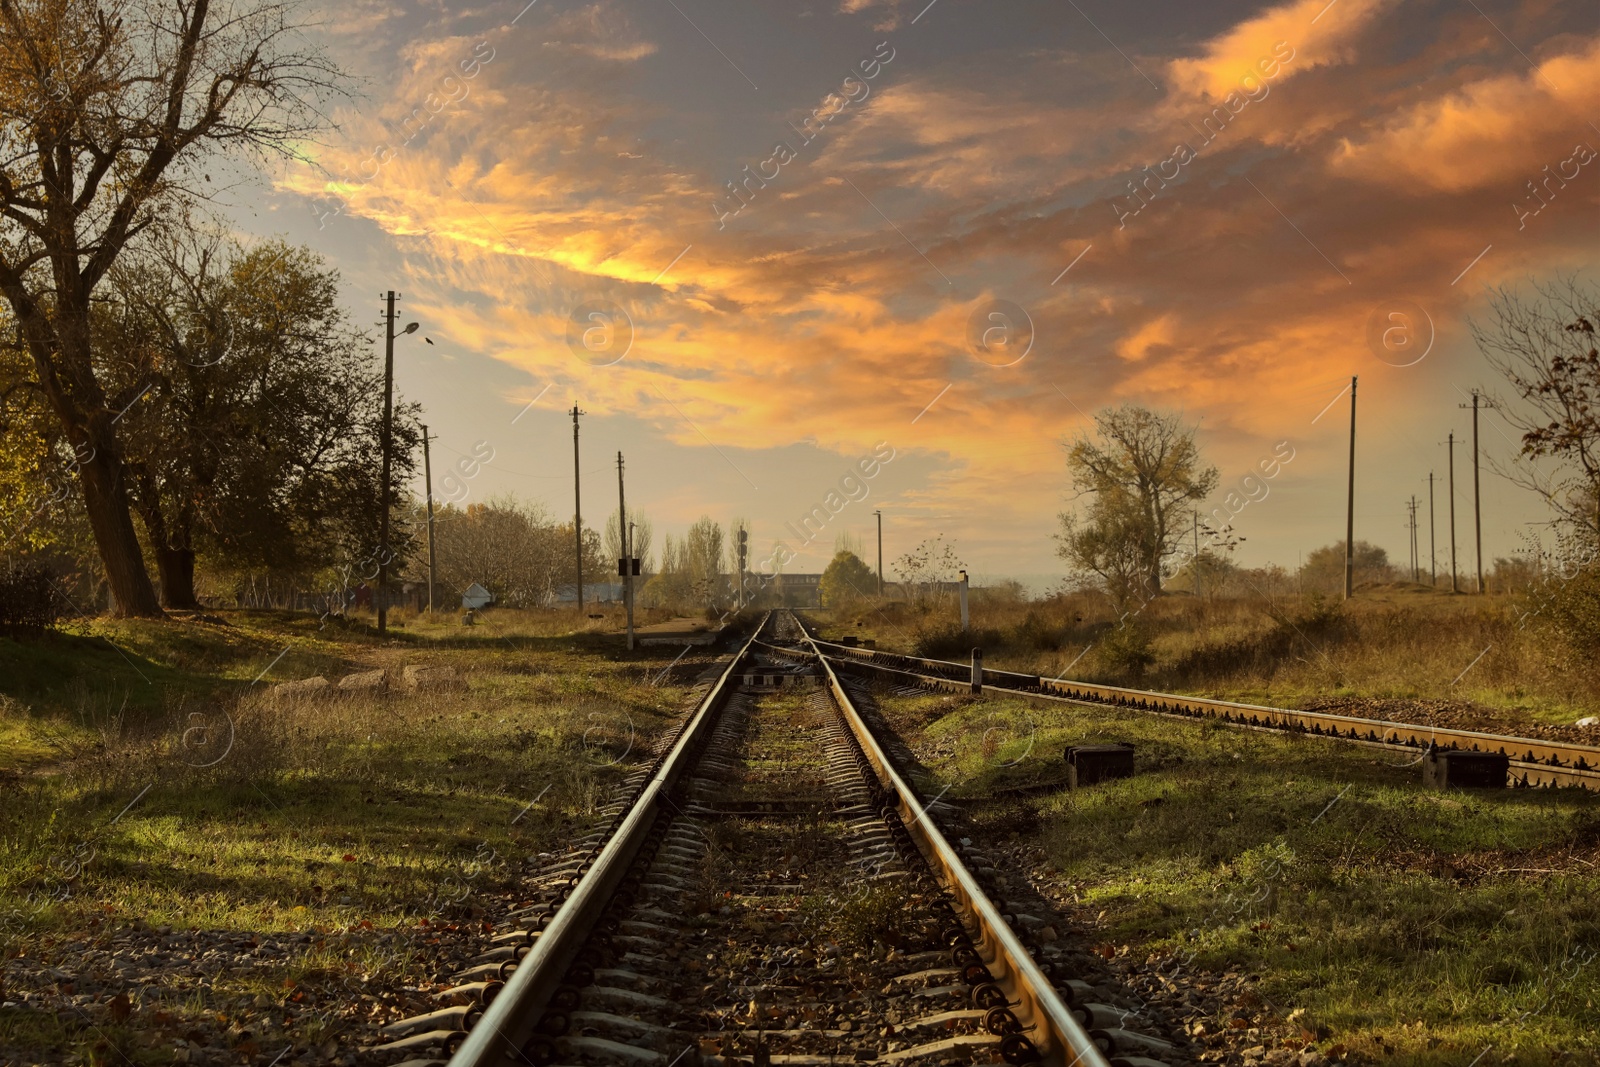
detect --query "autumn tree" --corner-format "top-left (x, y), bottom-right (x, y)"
top-left (1061, 405), bottom-right (1217, 595)
top-left (1474, 278), bottom-right (1600, 546)
top-left (102, 234), bottom-right (415, 608)
top-left (604, 508), bottom-right (653, 572)
top-left (421, 498), bottom-right (564, 608)
top-left (1299, 541), bottom-right (1393, 595)
top-left (0, 0), bottom-right (340, 615)
top-left (1056, 487), bottom-right (1151, 608)
top-left (893, 534), bottom-right (963, 607)
top-left (684, 516), bottom-right (724, 606)
top-left (819, 549), bottom-right (875, 608)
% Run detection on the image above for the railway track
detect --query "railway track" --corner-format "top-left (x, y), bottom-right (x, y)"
top-left (796, 622), bottom-right (1600, 791)
top-left (372, 611), bottom-right (1177, 1067)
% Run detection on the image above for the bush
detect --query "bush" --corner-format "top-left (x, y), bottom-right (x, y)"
top-left (1011, 609), bottom-right (1063, 651)
top-left (1535, 560), bottom-right (1600, 658)
top-left (912, 621), bottom-right (1004, 659)
top-left (1099, 619), bottom-right (1154, 679)
top-left (0, 562), bottom-right (63, 637)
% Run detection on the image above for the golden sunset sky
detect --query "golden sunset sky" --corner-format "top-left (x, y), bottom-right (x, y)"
top-left (240, 0), bottom-right (1597, 584)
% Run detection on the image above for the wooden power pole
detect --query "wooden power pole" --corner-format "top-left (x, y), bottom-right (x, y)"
top-left (875, 509), bottom-right (884, 597)
top-left (1448, 433), bottom-right (1458, 594)
top-left (617, 451), bottom-right (634, 649)
top-left (571, 405), bottom-right (585, 612)
top-left (1408, 495), bottom-right (1419, 582)
top-left (375, 291), bottom-right (417, 634)
top-left (1459, 390), bottom-right (1495, 593)
top-left (1428, 471), bottom-right (1436, 587)
top-left (1344, 375), bottom-right (1357, 601)
top-left (422, 423), bottom-right (437, 613)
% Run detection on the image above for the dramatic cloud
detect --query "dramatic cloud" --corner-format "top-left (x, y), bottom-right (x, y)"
top-left (1330, 36), bottom-right (1600, 191)
top-left (266, 0), bottom-right (1597, 574)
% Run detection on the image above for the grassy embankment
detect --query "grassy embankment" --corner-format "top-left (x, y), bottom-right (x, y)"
top-left (890, 687), bottom-right (1600, 1064)
top-left (810, 596), bottom-right (1600, 1065)
top-left (0, 605), bottom-right (697, 1061)
top-left (817, 585), bottom-right (1600, 727)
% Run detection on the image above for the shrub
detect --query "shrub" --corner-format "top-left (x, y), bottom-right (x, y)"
top-left (1099, 619), bottom-right (1154, 679)
top-left (1535, 560), bottom-right (1600, 659)
top-left (1011, 609), bottom-right (1063, 651)
top-left (0, 562), bottom-right (63, 637)
top-left (913, 621), bottom-right (1004, 659)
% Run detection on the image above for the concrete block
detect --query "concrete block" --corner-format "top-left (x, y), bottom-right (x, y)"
top-left (337, 669), bottom-right (388, 694)
top-left (403, 665), bottom-right (466, 692)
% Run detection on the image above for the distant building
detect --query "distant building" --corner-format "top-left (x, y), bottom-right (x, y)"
top-left (462, 583), bottom-right (495, 610)
top-left (550, 581), bottom-right (627, 605)
top-left (773, 573), bottom-right (823, 608)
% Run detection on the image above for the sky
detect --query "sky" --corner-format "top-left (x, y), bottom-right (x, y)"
top-left (225, 0), bottom-right (1597, 588)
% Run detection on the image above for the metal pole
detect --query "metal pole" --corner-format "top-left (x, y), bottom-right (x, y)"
top-left (736, 526), bottom-right (748, 609)
top-left (875, 509), bottom-right (883, 597)
top-left (1473, 392), bottom-right (1484, 594)
top-left (422, 423), bottom-right (437, 613)
top-left (1428, 472), bottom-right (1436, 587)
top-left (1410, 496), bottom-right (1419, 582)
top-left (572, 405), bottom-right (584, 612)
top-left (377, 291), bottom-right (396, 635)
top-left (617, 451), bottom-right (633, 650)
top-left (1194, 509), bottom-right (1201, 599)
top-left (1344, 375), bottom-right (1357, 601)
top-left (1449, 433), bottom-right (1458, 594)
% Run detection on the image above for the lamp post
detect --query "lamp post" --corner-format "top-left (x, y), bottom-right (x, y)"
top-left (376, 292), bottom-right (419, 636)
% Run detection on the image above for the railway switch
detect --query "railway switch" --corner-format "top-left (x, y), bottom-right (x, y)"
top-left (1423, 744), bottom-right (1508, 789)
top-left (1065, 743), bottom-right (1136, 788)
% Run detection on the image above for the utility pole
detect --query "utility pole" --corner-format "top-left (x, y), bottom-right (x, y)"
top-left (617, 451), bottom-right (634, 650)
top-left (875, 509), bottom-right (884, 597)
top-left (375, 293), bottom-right (417, 633)
top-left (377, 292), bottom-right (396, 634)
top-left (1344, 375), bottom-right (1357, 601)
top-left (1428, 472), bottom-right (1436, 587)
top-left (422, 423), bottom-right (437, 614)
top-left (1459, 390), bottom-right (1494, 593)
top-left (571, 405), bottom-right (585, 612)
top-left (1408, 496), bottom-right (1419, 582)
top-left (1448, 433), bottom-right (1459, 594)
top-left (1193, 509), bottom-right (1202, 599)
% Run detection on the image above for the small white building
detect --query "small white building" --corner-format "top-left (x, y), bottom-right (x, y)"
top-left (461, 583), bottom-right (495, 610)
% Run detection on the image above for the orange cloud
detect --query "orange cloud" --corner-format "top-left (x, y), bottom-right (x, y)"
top-left (1330, 36), bottom-right (1600, 191)
top-left (1115, 313), bottom-right (1178, 362)
top-left (1167, 0), bottom-right (1395, 101)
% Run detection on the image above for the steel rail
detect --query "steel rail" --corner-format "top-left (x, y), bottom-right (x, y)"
top-left (807, 638), bottom-right (1600, 790)
top-left (448, 613), bottom-right (772, 1067)
top-left (796, 621), bottom-right (1113, 1067)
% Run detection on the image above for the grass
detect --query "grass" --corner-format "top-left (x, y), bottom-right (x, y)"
top-left (870, 685), bottom-right (1600, 1065)
top-left (0, 605), bottom-right (703, 1063)
top-left (816, 585), bottom-right (1600, 727)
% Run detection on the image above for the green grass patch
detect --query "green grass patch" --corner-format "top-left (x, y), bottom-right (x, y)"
top-left (878, 688), bottom-right (1600, 1064)
top-left (0, 606), bottom-right (708, 1062)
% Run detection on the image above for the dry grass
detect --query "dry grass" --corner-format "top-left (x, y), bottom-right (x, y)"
top-left (0, 606), bottom-right (707, 1062)
top-left (820, 585), bottom-right (1600, 725)
top-left (871, 685), bottom-right (1600, 1065)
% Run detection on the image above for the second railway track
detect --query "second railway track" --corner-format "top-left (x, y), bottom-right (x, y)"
top-left (375, 611), bottom-right (1177, 1067)
top-left (797, 626), bottom-right (1600, 791)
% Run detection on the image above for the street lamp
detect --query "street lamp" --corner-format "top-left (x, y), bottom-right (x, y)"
top-left (377, 291), bottom-right (421, 636)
